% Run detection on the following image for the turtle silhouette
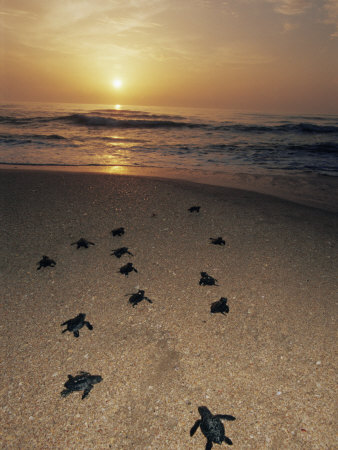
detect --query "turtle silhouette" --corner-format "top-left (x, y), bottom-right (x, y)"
top-left (189, 206), bottom-right (200, 213)
top-left (199, 272), bottom-right (218, 286)
top-left (37, 256), bottom-right (56, 270)
top-left (71, 238), bottom-right (95, 249)
top-left (190, 406), bottom-right (236, 448)
top-left (119, 262), bottom-right (138, 276)
top-left (210, 237), bottom-right (226, 246)
top-left (61, 372), bottom-right (102, 399)
top-left (111, 227), bottom-right (125, 236)
top-left (111, 247), bottom-right (133, 258)
top-left (127, 290), bottom-right (153, 307)
top-left (61, 313), bottom-right (93, 337)
top-left (210, 298), bottom-right (229, 315)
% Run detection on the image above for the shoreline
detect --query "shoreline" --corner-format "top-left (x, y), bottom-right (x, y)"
top-left (0, 169), bottom-right (337, 449)
top-left (1, 163), bottom-right (337, 213)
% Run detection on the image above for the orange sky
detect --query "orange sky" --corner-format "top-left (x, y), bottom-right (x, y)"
top-left (1, 0), bottom-right (338, 113)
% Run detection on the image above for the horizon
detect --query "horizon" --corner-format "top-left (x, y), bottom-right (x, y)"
top-left (1, 0), bottom-right (338, 114)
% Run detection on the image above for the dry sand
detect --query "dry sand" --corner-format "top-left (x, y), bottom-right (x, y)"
top-left (0, 169), bottom-right (337, 449)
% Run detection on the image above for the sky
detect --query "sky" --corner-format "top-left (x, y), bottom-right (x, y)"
top-left (1, 0), bottom-right (338, 113)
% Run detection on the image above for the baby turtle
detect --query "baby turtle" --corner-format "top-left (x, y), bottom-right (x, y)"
top-left (111, 247), bottom-right (133, 258)
top-left (190, 406), bottom-right (236, 448)
top-left (119, 262), bottom-right (138, 276)
top-left (61, 313), bottom-right (93, 337)
top-left (111, 227), bottom-right (125, 236)
top-left (71, 238), bottom-right (95, 249)
top-left (189, 206), bottom-right (200, 213)
top-left (127, 289), bottom-right (153, 307)
top-left (210, 297), bottom-right (229, 315)
top-left (210, 237), bottom-right (226, 246)
top-left (37, 255), bottom-right (56, 270)
top-left (61, 372), bottom-right (102, 399)
top-left (199, 272), bottom-right (218, 286)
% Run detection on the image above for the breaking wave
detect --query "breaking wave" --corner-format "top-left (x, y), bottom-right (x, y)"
top-left (1, 110), bottom-right (337, 134)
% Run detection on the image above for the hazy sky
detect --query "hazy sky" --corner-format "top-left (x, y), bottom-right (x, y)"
top-left (1, 0), bottom-right (338, 113)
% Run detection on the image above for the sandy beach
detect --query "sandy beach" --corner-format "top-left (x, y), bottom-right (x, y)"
top-left (0, 168), bottom-right (337, 449)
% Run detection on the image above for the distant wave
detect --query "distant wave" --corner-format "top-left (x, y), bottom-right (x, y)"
top-left (285, 141), bottom-right (338, 154)
top-left (209, 141), bottom-right (338, 154)
top-left (59, 113), bottom-right (201, 129)
top-left (0, 116), bottom-right (54, 125)
top-left (216, 122), bottom-right (338, 134)
top-left (1, 111), bottom-right (337, 134)
top-left (91, 109), bottom-right (185, 120)
top-left (0, 133), bottom-right (67, 144)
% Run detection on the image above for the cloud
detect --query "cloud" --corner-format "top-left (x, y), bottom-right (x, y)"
top-left (0, 0), bottom-right (167, 59)
top-left (266, 0), bottom-right (338, 38)
top-left (266, 0), bottom-right (312, 15)
top-left (324, 0), bottom-right (338, 37)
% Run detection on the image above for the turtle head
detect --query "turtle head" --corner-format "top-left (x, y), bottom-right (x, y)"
top-left (92, 375), bottom-right (103, 384)
top-left (198, 406), bottom-right (212, 418)
top-left (78, 313), bottom-right (86, 319)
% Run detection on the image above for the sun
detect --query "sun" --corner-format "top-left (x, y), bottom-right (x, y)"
top-left (112, 78), bottom-right (122, 89)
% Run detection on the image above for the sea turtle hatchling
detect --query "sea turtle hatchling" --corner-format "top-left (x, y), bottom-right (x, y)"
top-left (61, 313), bottom-right (93, 337)
top-left (119, 262), bottom-right (138, 276)
top-left (190, 406), bottom-right (236, 448)
top-left (210, 237), bottom-right (226, 246)
top-left (188, 206), bottom-right (201, 213)
top-left (37, 255), bottom-right (56, 270)
top-left (210, 298), bottom-right (229, 315)
top-left (71, 238), bottom-right (95, 249)
top-left (111, 227), bottom-right (125, 237)
top-left (61, 372), bottom-right (102, 399)
top-left (199, 272), bottom-right (218, 286)
top-left (127, 289), bottom-right (153, 307)
top-left (111, 247), bottom-right (133, 258)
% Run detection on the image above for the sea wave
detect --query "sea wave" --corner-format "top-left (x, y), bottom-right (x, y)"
top-left (1, 111), bottom-right (337, 135)
top-left (209, 141), bottom-right (338, 154)
top-left (0, 133), bottom-right (67, 145)
top-left (1, 106), bottom-right (338, 135)
top-left (216, 122), bottom-right (338, 134)
top-left (59, 113), bottom-right (200, 129)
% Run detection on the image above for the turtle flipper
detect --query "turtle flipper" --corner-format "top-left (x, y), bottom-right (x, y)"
top-left (215, 414), bottom-right (236, 421)
top-left (206, 440), bottom-right (213, 450)
top-left (145, 297), bottom-right (153, 304)
top-left (85, 321), bottom-right (93, 330)
top-left (190, 419), bottom-right (201, 436)
top-left (61, 329), bottom-right (67, 333)
top-left (73, 330), bottom-right (80, 338)
top-left (61, 389), bottom-right (71, 397)
top-left (224, 436), bottom-right (233, 445)
top-left (82, 386), bottom-right (92, 399)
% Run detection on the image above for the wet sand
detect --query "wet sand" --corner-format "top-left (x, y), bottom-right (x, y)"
top-left (0, 169), bottom-right (337, 449)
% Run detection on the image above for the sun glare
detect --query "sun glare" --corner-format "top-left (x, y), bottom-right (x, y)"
top-left (112, 79), bottom-right (122, 89)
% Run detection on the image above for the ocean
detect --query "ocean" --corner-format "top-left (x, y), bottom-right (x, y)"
top-left (1, 102), bottom-right (337, 178)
